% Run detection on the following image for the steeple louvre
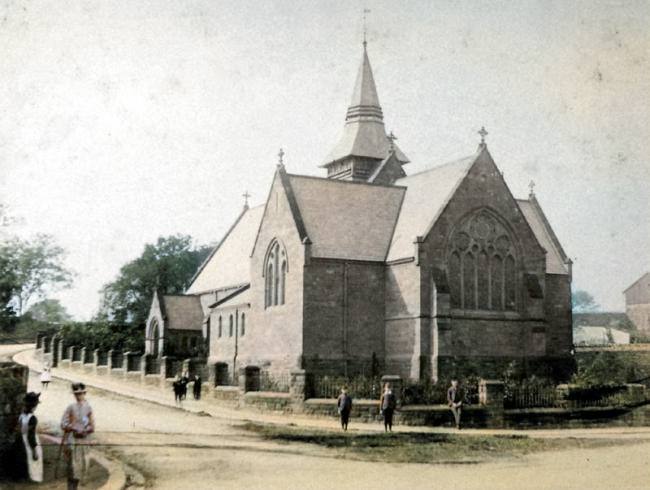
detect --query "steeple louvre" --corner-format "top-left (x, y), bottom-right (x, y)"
top-left (323, 43), bottom-right (408, 183)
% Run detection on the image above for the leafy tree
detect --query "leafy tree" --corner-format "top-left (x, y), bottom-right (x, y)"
top-left (24, 299), bottom-right (73, 323)
top-left (571, 290), bottom-right (599, 313)
top-left (97, 235), bottom-right (212, 327)
top-left (0, 234), bottom-right (74, 317)
top-left (0, 253), bottom-right (19, 332)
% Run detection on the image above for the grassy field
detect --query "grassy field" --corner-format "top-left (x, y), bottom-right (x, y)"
top-left (241, 422), bottom-right (624, 464)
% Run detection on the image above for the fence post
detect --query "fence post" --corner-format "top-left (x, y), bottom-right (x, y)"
top-left (123, 351), bottom-right (130, 379)
top-left (479, 379), bottom-right (505, 429)
top-left (160, 356), bottom-right (168, 390)
top-left (106, 349), bottom-right (113, 377)
top-left (93, 349), bottom-right (100, 375)
top-left (56, 340), bottom-right (64, 368)
top-left (50, 337), bottom-right (59, 368)
top-left (140, 353), bottom-right (148, 383)
top-left (290, 369), bottom-right (307, 413)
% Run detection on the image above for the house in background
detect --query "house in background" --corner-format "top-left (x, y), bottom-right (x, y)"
top-left (145, 42), bottom-right (574, 386)
top-left (574, 326), bottom-right (630, 346)
top-left (624, 272), bottom-right (650, 333)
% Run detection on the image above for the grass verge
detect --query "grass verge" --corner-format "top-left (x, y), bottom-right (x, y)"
top-left (240, 422), bottom-right (625, 464)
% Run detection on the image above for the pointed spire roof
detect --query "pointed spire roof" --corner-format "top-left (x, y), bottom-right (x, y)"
top-left (323, 44), bottom-right (408, 167)
top-left (346, 44), bottom-right (383, 123)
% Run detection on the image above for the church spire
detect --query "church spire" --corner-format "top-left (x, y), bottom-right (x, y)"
top-left (323, 42), bottom-right (409, 182)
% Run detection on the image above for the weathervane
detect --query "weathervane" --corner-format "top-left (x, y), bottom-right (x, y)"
top-left (478, 126), bottom-right (488, 145)
top-left (363, 8), bottom-right (371, 48)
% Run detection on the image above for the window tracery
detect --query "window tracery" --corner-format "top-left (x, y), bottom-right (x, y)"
top-left (264, 239), bottom-right (287, 308)
top-left (447, 210), bottom-right (519, 311)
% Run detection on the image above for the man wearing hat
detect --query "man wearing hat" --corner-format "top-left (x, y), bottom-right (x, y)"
top-left (61, 383), bottom-right (95, 490)
top-left (16, 392), bottom-right (43, 482)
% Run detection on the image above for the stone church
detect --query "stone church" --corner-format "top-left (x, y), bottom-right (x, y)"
top-left (145, 43), bottom-right (573, 386)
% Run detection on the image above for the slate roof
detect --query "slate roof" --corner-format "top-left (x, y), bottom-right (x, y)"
top-left (324, 46), bottom-right (408, 165)
top-left (186, 205), bottom-right (264, 294)
top-left (160, 295), bottom-right (203, 331)
top-left (624, 272), bottom-right (650, 294)
top-left (387, 154), bottom-right (476, 262)
top-left (287, 174), bottom-right (405, 261)
top-left (517, 198), bottom-right (570, 275)
top-left (210, 286), bottom-right (250, 310)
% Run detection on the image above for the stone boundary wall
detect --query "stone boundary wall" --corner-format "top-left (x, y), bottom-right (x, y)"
top-left (33, 336), bottom-right (650, 429)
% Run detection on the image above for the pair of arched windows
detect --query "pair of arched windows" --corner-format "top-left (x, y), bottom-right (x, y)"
top-left (264, 240), bottom-right (287, 308)
top-left (447, 210), bottom-right (519, 311)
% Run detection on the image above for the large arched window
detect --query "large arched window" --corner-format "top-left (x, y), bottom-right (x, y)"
top-left (447, 210), bottom-right (519, 311)
top-left (264, 239), bottom-right (287, 308)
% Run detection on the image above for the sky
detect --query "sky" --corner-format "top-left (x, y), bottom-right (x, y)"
top-left (1, 0), bottom-right (648, 320)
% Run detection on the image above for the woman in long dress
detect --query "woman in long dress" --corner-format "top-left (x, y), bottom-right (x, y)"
top-left (17, 392), bottom-right (43, 482)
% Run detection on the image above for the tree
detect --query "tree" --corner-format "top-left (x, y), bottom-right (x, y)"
top-left (0, 234), bottom-right (74, 317)
top-left (97, 235), bottom-right (212, 326)
top-left (24, 299), bottom-right (73, 323)
top-left (0, 253), bottom-right (19, 331)
top-left (571, 290), bottom-right (599, 313)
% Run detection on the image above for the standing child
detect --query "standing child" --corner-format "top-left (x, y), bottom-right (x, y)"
top-left (40, 366), bottom-right (51, 390)
top-left (336, 386), bottom-right (352, 431)
top-left (61, 382), bottom-right (95, 490)
top-left (379, 383), bottom-right (397, 432)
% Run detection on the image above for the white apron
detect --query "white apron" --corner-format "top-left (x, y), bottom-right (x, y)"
top-left (19, 412), bottom-right (43, 482)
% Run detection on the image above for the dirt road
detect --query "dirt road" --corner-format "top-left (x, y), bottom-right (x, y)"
top-left (3, 345), bottom-right (650, 489)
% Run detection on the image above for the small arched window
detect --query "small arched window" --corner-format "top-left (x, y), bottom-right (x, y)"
top-left (218, 316), bottom-right (222, 338)
top-left (264, 239), bottom-right (288, 308)
top-left (229, 315), bottom-right (234, 337)
top-left (241, 313), bottom-right (246, 337)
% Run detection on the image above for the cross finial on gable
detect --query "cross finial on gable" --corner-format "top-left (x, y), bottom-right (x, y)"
top-left (478, 126), bottom-right (488, 145)
top-left (242, 190), bottom-right (251, 209)
top-left (388, 131), bottom-right (397, 151)
top-left (528, 180), bottom-right (536, 198)
top-left (278, 148), bottom-right (284, 167)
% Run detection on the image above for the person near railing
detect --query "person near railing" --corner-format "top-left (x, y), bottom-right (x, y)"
top-left (336, 386), bottom-right (352, 431)
top-left (379, 383), bottom-right (397, 432)
top-left (447, 379), bottom-right (463, 430)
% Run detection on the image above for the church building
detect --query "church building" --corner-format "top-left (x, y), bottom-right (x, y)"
top-left (145, 43), bottom-right (573, 386)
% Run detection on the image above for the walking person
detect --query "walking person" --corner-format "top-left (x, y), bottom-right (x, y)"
top-left (336, 386), bottom-right (352, 431)
top-left (15, 392), bottom-right (43, 482)
top-left (61, 382), bottom-right (95, 490)
top-left (447, 379), bottom-right (463, 430)
top-left (193, 374), bottom-right (202, 400)
top-left (40, 366), bottom-right (51, 390)
top-left (379, 383), bottom-right (396, 432)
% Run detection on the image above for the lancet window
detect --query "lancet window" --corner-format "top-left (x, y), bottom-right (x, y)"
top-left (264, 239), bottom-right (287, 308)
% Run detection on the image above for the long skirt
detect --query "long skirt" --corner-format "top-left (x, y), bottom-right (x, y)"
top-left (65, 441), bottom-right (89, 480)
top-left (21, 434), bottom-right (43, 482)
